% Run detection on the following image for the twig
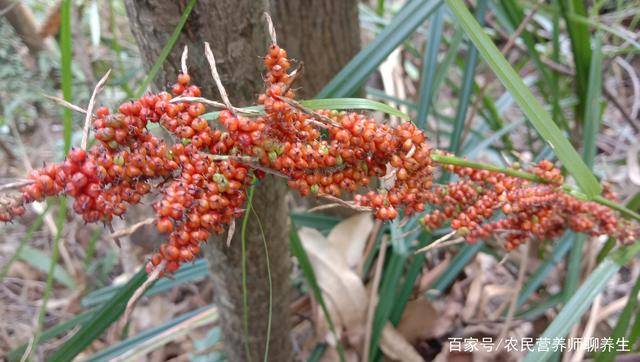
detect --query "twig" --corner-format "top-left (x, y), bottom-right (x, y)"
top-left (110, 217), bottom-right (154, 239)
top-left (118, 261), bottom-right (166, 332)
top-left (81, 69), bottom-right (111, 150)
top-left (0, 179), bottom-right (34, 192)
top-left (275, 96), bottom-right (343, 129)
top-left (107, 222), bottom-right (122, 248)
top-left (362, 236), bottom-right (388, 362)
top-left (414, 230), bottom-right (457, 254)
top-left (171, 96), bottom-right (262, 115)
top-left (281, 62), bottom-right (304, 95)
top-left (181, 45), bottom-right (189, 75)
top-left (204, 42), bottom-right (234, 112)
top-left (43, 94), bottom-right (87, 114)
top-left (317, 194), bottom-right (372, 212)
top-left (263, 12), bottom-right (277, 45)
top-left (170, 96), bottom-right (228, 109)
top-left (497, 241), bottom-right (529, 344)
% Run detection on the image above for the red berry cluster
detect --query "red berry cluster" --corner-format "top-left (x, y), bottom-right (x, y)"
top-left (2, 41), bottom-right (638, 276)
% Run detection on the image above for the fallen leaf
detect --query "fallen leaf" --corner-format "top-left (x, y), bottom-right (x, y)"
top-left (299, 227), bottom-right (368, 329)
top-left (327, 213), bottom-right (374, 269)
top-left (299, 227), bottom-right (423, 361)
top-left (397, 298), bottom-right (439, 343)
top-left (628, 143), bottom-right (640, 185)
top-left (380, 323), bottom-right (425, 362)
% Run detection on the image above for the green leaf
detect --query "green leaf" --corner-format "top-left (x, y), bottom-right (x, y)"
top-left (446, 0), bottom-right (602, 197)
top-left (428, 242), bottom-right (483, 296)
top-left (559, 0), bottom-right (592, 122)
top-left (524, 241), bottom-right (640, 361)
top-left (301, 98), bottom-right (410, 120)
top-left (595, 274), bottom-right (640, 362)
top-left (60, 0), bottom-right (73, 153)
top-left (202, 98), bottom-right (409, 121)
top-left (82, 259), bottom-right (209, 307)
top-left (18, 244), bottom-right (75, 289)
top-left (49, 269), bottom-right (149, 361)
top-left (132, 0), bottom-right (197, 98)
top-left (86, 306), bottom-right (218, 361)
top-left (289, 224), bottom-right (346, 362)
top-left (582, 35), bottom-right (603, 168)
top-left (450, 0), bottom-right (488, 155)
top-left (416, 4), bottom-right (445, 130)
top-left (0, 209), bottom-right (48, 283)
top-left (7, 309), bottom-right (96, 361)
top-left (317, 0), bottom-right (443, 98)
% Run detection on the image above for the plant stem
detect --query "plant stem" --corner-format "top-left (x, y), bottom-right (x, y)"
top-left (430, 152), bottom-right (640, 221)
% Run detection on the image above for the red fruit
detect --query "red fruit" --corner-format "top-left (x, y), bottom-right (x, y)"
top-left (68, 148), bottom-right (87, 163)
top-left (157, 218), bottom-right (174, 233)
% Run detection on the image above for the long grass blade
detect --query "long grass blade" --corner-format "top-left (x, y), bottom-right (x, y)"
top-left (132, 0), bottom-right (197, 98)
top-left (289, 224), bottom-right (346, 362)
top-left (48, 269), bottom-right (149, 361)
top-left (416, 5), bottom-right (445, 130)
top-left (524, 242), bottom-right (640, 361)
top-left (446, 0), bottom-right (602, 197)
top-left (317, 0), bottom-right (443, 98)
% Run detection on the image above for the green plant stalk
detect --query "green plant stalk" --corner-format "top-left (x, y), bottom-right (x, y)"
top-left (449, 0), bottom-right (487, 155)
top-left (240, 180), bottom-right (256, 362)
top-left (446, 0), bottom-right (602, 197)
top-left (60, 0), bottom-right (73, 153)
top-left (133, 0), bottom-right (197, 98)
top-left (429, 152), bottom-right (640, 221)
top-left (27, 199), bottom-right (67, 361)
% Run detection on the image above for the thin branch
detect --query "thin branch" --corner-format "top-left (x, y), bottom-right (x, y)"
top-left (110, 218), bottom-right (154, 239)
top-left (81, 69), bottom-right (111, 150)
top-left (43, 94), bottom-right (87, 114)
top-left (204, 42), bottom-right (234, 112)
top-left (171, 96), bottom-right (262, 116)
top-left (181, 45), bottom-right (189, 76)
top-left (0, 179), bottom-right (34, 192)
top-left (275, 96), bottom-right (342, 129)
top-left (317, 194), bottom-right (372, 212)
top-left (263, 12), bottom-right (277, 45)
top-left (119, 261), bottom-right (166, 332)
top-left (415, 231), bottom-right (457, 254)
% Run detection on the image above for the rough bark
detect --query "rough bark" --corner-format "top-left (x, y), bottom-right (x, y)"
top-left (124, 1), bottom-right (359, 360)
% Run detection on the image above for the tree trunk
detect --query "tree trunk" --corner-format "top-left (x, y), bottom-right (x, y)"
top-left (124, 1), bottom-right (359, 360)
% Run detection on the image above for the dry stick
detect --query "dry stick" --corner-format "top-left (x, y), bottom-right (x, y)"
top-left (358, 220), bottom-right (383, 277)
top-left (170, 96), bottom-right (262, 116)
top-left (275, 96), bottom-right (343, 129)
top-left (107, 222), bottom-right (122, 249)
top-left (414, 230), bottom-right (457, 254)
top-left (204, 42), bottom-right (235, 113)
top-left (81, 69), bottom-right (111, 150)
top-left (43, 94), bottom-right (87, 114)
top-left (615, 56), bottom-right (640, 120)
top-left (497, 241), bottom-right (529, 344)
top-left (110, 217), bottom-right (155, 239)
top-left (118, 261), bottom-right (167, 333)
top-left (317, 193), bottom-right (372, 212)
top-left (181, 45), bottom-right (189, 76)
top-left (362, 236), bottom-right (388, 362)
top-left (571, 290), bottom-right (602, 361)
top-left (0, 179), bottom-right (34, 192)
top-left (461, 0), bottom-right (543, 143)
top-left (263, 12), bottom-right (277, 45)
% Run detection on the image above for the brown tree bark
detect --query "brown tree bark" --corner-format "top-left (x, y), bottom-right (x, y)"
top-left (124, 1), bottom-right (359, 360)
